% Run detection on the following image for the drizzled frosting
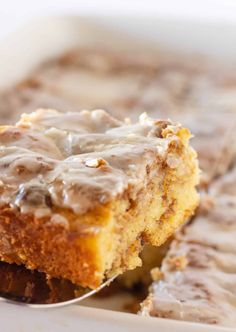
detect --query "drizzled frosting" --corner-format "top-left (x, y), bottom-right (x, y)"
top-left (0, 109), bottom-right (186, 215)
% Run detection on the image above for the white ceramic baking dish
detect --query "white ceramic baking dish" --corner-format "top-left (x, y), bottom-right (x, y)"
top-left (0, 15), bottom-right (235, 332)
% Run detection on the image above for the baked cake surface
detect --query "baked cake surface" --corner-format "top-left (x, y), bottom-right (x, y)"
top-left (0, 109), bottom-right (199, 288)
top-left (140, 167), bottom-right (236, 327)
top-left (1, 49), bottom-right (236, 181)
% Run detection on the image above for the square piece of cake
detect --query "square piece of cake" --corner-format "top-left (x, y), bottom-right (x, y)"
top-left (0, 109), bottom-right (199, 288)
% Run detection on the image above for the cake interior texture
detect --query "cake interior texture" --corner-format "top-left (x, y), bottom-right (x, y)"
top-left (117, 242), bottom-right (170, 290)
top-left (0, 109), bottom-right (199, 288)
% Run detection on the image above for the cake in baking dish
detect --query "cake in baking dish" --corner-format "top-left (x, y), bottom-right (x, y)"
top-left (0, 108), bottom-right (199, 288)
top-left (140, 167), bottom-right (236, 327)
top-left (1, 48), bottom-right (236, 182)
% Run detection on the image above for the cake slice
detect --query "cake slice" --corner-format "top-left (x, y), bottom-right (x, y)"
top-left (0, 109), bottom-right (199, 288)
top-left (140, 167), bottom-right (236, 327)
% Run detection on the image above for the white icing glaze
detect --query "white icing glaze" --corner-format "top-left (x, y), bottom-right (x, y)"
top-left (0, 109), bottom-right (186, 215)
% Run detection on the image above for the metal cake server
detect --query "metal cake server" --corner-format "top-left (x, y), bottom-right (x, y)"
top-left (0, 262), bottom-right (116, 308)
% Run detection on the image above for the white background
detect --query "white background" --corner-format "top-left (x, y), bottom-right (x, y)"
top-left (0, 0), bottom-right (236, 40)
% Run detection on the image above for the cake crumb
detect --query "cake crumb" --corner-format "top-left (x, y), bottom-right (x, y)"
top-left (167, 255), bottom-right (188, 271)
top-left (151, 267), bottom-right (164, 281)
top-left (85, 158), bottom-right (108, 168)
